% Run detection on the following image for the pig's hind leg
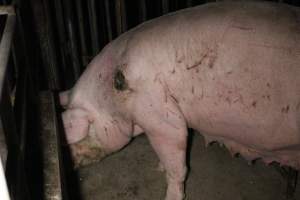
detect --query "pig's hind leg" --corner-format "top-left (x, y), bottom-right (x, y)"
top-left (134, 94), bottom-right (188, 200)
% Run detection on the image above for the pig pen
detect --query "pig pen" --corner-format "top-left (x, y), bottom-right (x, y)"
top-left (0, 0), bottom-right (300, 200)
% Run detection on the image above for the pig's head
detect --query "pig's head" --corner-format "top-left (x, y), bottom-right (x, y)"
top-left (59, 78), bottom-right (135, 168)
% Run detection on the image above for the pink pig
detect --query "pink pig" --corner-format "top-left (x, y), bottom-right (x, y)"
top-left (60, 2), bottom-right (300, 200)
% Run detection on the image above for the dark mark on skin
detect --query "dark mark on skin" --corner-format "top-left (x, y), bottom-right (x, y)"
top-left (231, 25), bottom-right (253, 31)
top-left (281, 105), bottom-right (290, 113)
top-left (99, 73), bottom-right (102, 80)
top-left (267, 83), bottom-right (271, 88)
top-left (225, 97), bottom-right (231, 104)
top-left (170, 94), bottom-right (179, 104)
top-left (208, 60), bottom-right (214, 69)
top-left (186, 59), bottom-right (204, 70)
top-left (226, 71), bottom-right (233, 75)
top-left (262, 95), bottom-right (271, 101)
top-left (114, 70), bottom-right (128, 91)
top-left (296, 102), bottom-right (300, 110)
top-left (252, 101), bottom-right (257, 108)
top-left (171, 68), bottom-right (176, 74)
top-left (192, 86), bottom-right (195, 94)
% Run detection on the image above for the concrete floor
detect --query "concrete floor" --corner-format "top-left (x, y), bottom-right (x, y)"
top-left (73, 133), bottom-right (300, 200)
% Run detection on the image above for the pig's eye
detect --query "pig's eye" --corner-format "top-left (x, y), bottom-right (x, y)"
top-left (114, 70), bottom-right (128, 91)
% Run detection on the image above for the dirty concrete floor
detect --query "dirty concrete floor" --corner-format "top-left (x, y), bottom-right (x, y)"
top-left (74, 133), bottom-right (300, 200)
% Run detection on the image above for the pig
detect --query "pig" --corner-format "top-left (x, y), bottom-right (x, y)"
top-left (60, 2), bottom-right (300, 200)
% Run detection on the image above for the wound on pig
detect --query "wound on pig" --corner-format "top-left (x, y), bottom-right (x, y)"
top-left (114, 70), bottom-right (128, 91)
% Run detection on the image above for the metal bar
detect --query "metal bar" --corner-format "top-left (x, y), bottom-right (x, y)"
top-left (115, 0), bottom-right (127, 35)
top-left (0, 6), bottom-right (14, 15)
top-left (39, 91), bottom-right (62, 200)
top-left (104, 0), bottom-right (113, 41)
top-left (139, 0), bottom-right (147, 22)
top-left (32, 0), bottom-right (61, 89)
top-left (0, 121), bottom-right (6, 168)
top-left (63, 0), bottom-right (82, 80)
top-left (53, 0), bottom-right (69, 86)
top-left (0, 158), bottom-right (10, 200)
top-left (162, 0), bottom-right (169, 14)
top-left (87, 0), bottom-right (100, 55)
top-left (0, 14), bottom-right (15, 100)
top-left (75, 0), bottom-right (88, 57)
top-left (186, 0), bottom-right (193, 7)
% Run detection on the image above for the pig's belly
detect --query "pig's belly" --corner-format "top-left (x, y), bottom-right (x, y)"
top-left (186, 94), bottom-right (300, 168)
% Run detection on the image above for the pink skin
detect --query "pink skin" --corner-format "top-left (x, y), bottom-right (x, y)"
top-left (60, 2), bottom-right (300, 200)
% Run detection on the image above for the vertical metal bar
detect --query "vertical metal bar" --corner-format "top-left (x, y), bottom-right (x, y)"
top-left (187, 0), bottom-right (193, 7)
top-left (31, 0), bottom-right (61, 89)
top-left (139, 0), bottom-right (147, 22)
top-left (0, 14), bottom-right (15, 96)
top-left (115, 0), bottom-right (127, 35)
top-left (162, 0), bottom-right (169, 14)
top-left (0, 158), bottom-right (10, 200)
top-left (87, 0), bottom-right (100, 55)
top-left (39, 91), bottom-right (63, 200)
top-left (63, 0), bottom-right (82, 80)
top-left (0, 9), bottom-right (14, 171)
top-left (104, 0), bottom-right (113, 41)
top-left (75, 0), bottom-right (88, 57)
top-left (0, 121), bottom-right (6, 168)
top-left (41, 0), bottom-right (62, 89)
top-left (53, 0), bottom-right (68, 86)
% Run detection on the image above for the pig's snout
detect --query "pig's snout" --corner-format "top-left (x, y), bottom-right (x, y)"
top-left (69, 135), bottom-right (107, 168)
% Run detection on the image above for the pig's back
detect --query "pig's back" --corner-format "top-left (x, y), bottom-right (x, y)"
top-left (127, 2), bottom-right (300, 167)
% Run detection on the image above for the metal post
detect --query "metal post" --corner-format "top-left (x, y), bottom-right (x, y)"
top-left (88, 0), bottom-right (100, 55)
top-left (162, 0), bottom-right (169, 14)
top-left (104, 0), bottom-right (113, 41)
top-left (75, 0), bottom-right (88, 58)
top-left (0, 14), bottom-right (15, 97)
top-left (39, 91), bottom-right (63, 200)
top-left (0, 8), bottom-right (15, 171)
top-left (139, 0), bottom-right (147, 22)
top-left (63, 0), bottom-right (82, 80)
top-left (115, 0), bottom-right (127, 35)
top-left (187, 0), bottom-right (193, 7)
top-left (0, 158), bottom-right (10, 200)
top-left (0, 5), bottom-right (16, 200)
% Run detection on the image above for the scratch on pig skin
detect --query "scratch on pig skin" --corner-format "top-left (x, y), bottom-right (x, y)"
top-left (231, 25), bottom-right (254, 31)
top-left (170, 94), bottom-right (179, 104)
top-left (297, 102), bottom-right (300, 110)
top-left (281, 105), bottom-right (290, 113)
top-left (191, 86), bottom-right (195, 94)
top-left (186, 59), bottom-right (205, 70)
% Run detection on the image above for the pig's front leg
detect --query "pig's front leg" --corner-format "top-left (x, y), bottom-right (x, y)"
top-left (134, 92), bottom-right (188, 200)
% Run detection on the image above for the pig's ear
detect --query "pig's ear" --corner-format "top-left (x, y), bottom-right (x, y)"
top-left (62, 108), bottom-right (90, 144)
top-left (59, 90), bottom-right (71, 108)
